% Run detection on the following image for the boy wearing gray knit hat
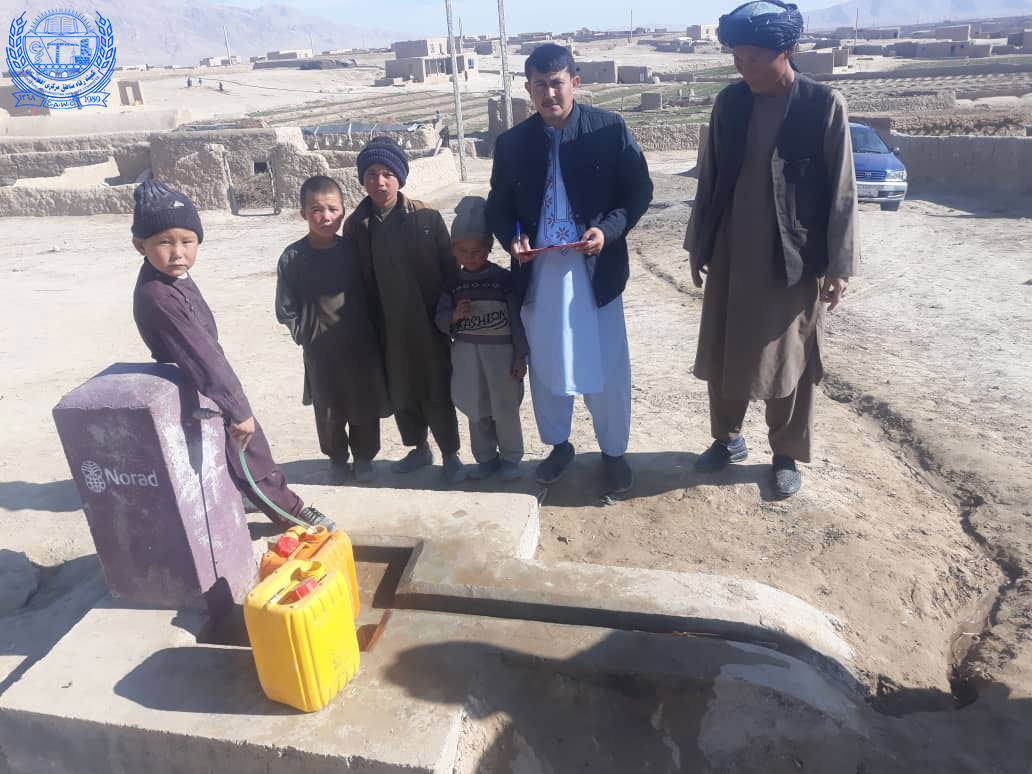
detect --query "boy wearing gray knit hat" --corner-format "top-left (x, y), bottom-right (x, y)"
top-left (435, 196), bottom-right (528, 481)
top-left (131, 179), bottom-right (332, 529)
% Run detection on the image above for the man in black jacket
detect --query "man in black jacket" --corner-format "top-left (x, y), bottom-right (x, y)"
top-left (486, 44), bottom-right (653, 493)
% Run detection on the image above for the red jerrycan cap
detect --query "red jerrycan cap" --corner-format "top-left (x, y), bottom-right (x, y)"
top-left (285, 577), bottom-right (319, 603)
top-left (274, 535), bottom-right (300, 557)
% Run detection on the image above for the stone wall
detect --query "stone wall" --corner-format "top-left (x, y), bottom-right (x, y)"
top-left (0, 132), bottom-right (153, 155)
top-left (0, 145), bottom-right (151, 183)
top-left (303, 125), bottom-right (438, 152)
top-left (891, 132), bottom-right (1032, 193)
top-left (618, 65), bottom-right (651, 84)
top-left (486, 96), bottom-right (535, 150)
top-left (630, 122), bottom-right (705, 152)
top-left (0, 125), bottom-right (460, 217)
top-left (0, 184), bottom-right (135, 216)
top-left (793, 50), bottom-right (836, 75)
top-left (577, 61), bottom-right (618, 84)
top-left (817, 61), bottom-right (1032, 81)
top-left (846, 90), bottom-right (956, 114)
top-left (0, 149), bottom-right (113, 179)
top-left (915, 41), bottom-right (993, 59)
top-left (655, 71), bottom-right (697, 83)
top-left (889, 112), bottom-right (1031, 137)
top-left (935, 24), bottom-right (973, 41)
top-left (403, 147), bottom-right (461, 201)
top-left (150, 129), bottom-right (280, 193)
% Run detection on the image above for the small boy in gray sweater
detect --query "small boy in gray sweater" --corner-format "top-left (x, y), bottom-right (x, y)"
top-left (436, 196), bottom-right (529, 480)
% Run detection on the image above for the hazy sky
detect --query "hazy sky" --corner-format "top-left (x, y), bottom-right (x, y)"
top-left (241, 0), bottom-right (832, 38)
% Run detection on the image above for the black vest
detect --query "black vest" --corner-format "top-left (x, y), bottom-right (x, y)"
top-left (698, 75), bottom-right (836, 286)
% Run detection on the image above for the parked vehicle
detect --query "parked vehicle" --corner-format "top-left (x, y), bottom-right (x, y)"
top-left (850, 122), bottom-right (908, 211)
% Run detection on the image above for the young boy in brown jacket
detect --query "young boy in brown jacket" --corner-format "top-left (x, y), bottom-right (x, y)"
top-left (343, 137), bottom-right (465, 484)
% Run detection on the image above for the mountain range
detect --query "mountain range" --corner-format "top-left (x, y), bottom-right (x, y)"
top-left (804, 0), bottom-right (1032, 30)
top-left (5, 0), bottom-right (1032, 68)
top-left (1, 0), bottom-right (397, 66)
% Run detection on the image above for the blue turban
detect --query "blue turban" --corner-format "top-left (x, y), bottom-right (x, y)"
top-left (718, 1), bottom-right (804, 51)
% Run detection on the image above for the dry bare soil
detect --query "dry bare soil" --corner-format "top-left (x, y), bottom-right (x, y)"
top-left (1, 154), bottom-right (1031, 769)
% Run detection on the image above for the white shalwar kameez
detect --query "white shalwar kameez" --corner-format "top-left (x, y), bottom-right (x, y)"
top-left (521, 126), bottom-right (631, 457)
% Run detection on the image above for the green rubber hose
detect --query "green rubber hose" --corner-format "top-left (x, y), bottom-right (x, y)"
top-left (238, 446), bottom-right (311, 530)
top-left (192, 407), bottom-right (311, 530)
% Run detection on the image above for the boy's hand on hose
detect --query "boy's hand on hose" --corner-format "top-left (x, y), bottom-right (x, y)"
top-left (452, 299), bottom-right (473, 323)
top-left (511, 358), bottom-right (527, 380)
top-left (229, 416), bottom-right (256, 451)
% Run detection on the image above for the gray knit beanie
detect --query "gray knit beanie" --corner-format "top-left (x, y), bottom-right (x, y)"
top-left (450, 196), bottom-right (492, 243)
top-left (131, 180), bottom-right (204, 243)
top-left (356, 136), bottom-right (409, 188)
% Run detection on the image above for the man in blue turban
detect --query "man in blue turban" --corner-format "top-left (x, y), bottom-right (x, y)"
top-left (684, 0), bottom-right (860, 497)
top-left (717, 1), bottom-right (804, 52)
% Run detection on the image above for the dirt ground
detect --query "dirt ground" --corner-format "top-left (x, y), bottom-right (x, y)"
top-left (2, 145), bottom-right (1032, 766)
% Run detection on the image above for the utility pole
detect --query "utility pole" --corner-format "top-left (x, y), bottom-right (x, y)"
top-left (223, 24), bottom-right (232, 63)
top-left (497, 0), bottom-right (513, 129)
top-left (854, 8), bottom-right (859, 45)
top-left (444, 0), bottom-right (467, 181)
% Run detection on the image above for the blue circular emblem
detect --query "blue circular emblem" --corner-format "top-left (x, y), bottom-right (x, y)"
top-left (5, 9), bottom-right (116, 110)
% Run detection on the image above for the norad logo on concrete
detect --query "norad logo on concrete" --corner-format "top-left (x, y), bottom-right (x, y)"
top-left (80, 460), bottom-right (159, 494)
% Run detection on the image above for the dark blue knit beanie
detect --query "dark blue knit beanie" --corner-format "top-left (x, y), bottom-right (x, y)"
top-left (356, 136), bottom-right (409, 188)
top-left (131, 180), bottom-right (204, 243)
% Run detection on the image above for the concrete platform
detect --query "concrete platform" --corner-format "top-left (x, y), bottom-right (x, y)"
top-left (0, 486), bottom-right (868, 772)
top-left (0, 600), bottom-right (869, 774)
top-left (264, 485), bottom-right (541, 561)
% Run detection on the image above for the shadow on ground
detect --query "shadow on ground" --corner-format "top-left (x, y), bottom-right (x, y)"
top-left (383, 635), bottom-right (874, 774)
top-left (0, 479), bottom-right (80, 513)
top-left (281, 450), bottom-right (785, 508)
top-left (0, 556), bottom-right (106, 694)
top-left (907, 190), bottom-right (1032, 219)
top-left (383, 636), bottom-right (1032, 773)
top-left (114, 645), bottom-right (296, 716)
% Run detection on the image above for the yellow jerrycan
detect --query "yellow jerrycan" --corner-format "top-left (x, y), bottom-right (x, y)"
top-left (244, 558), bottom-right (360, 712)
top-left (258, 525), bottom-right (361, 618)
